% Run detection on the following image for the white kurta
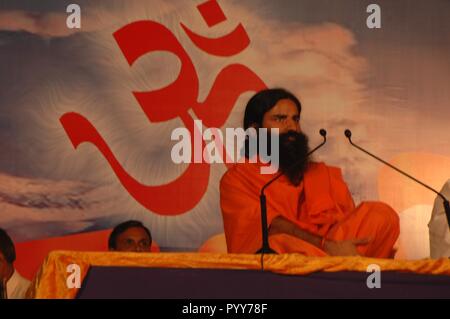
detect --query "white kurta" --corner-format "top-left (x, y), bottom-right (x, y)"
top-left (429, 179), bottom-right (450, 258)
top-left (6, 269), bottom-right (31, 299)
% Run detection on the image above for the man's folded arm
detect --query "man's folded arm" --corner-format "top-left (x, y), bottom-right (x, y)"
top-left (269, 215), bottom-right (369, 256)
top-left (269, 216), bottom-right (323, 248)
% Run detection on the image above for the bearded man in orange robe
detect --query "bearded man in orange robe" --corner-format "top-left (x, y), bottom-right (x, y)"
top-left (220, 88), bottom-right (400, 258)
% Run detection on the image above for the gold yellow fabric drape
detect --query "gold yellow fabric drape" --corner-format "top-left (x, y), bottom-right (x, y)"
top-left (27, 251), bottom-right (450, 299)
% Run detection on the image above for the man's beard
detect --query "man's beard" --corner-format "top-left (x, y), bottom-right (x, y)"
top-left (243, 130), bottom-right (310, 185)
top-left (278, 131), bottom-right (310, 185)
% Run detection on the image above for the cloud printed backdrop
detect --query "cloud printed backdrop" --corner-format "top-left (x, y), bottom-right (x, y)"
top-left (0, 0), bottom-right (449, 257)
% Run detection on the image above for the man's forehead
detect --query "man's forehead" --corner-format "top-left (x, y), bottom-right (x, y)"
top-left (267, 99), bottom-right (299, 114)
top-left (119, 227), bottom-right (149, 238)
top-left (268, 106), bottom-right (300, 115)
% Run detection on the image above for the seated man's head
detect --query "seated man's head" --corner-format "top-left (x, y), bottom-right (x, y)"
top-left (0, 228), bottom-right (15, 282)
top-left (108, 220), bottom-right (152, 252)
top-left (244, 88), bottom-right (310, 185)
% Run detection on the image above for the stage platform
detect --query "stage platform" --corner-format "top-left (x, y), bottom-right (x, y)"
top-left (28, 251), bottom-right (450, 299)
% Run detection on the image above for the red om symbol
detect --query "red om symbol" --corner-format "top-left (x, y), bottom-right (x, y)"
top-left (60, 0), bottom-right (266, 215)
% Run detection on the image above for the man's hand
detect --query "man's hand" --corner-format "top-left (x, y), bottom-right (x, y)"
top-left (269, 216), bottom-right (371, 256)
top-left (323, 238), bottom-right (370, 256)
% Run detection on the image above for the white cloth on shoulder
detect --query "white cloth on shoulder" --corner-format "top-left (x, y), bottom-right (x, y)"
top-left (6, 269), bottom-right (30, 299)
top-left (428, 179), bottom-right (450, 258)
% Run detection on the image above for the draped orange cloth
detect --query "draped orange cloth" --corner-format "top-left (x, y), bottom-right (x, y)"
top-left (29, 251), bottom-right (450, 299)
top-left (220, 161), bottom-right (400, 257)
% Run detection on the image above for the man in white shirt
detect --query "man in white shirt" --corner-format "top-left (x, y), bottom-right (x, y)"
top-left (0, 228), bottom-right (30, 299)
top-left (429, 179), bottom-right (450, 258)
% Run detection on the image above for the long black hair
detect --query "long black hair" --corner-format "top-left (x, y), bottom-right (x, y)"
top-left (0, 228), bottom-right (16, 264)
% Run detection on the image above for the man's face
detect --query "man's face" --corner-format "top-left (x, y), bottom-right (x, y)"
top-left (114, 227), bottom-right (151, 252)
top-left (261, 99), bottom-right (301, 134)
top-left (259, 98), bottom-right (309, 185)
top-left (0, 251), bottom-right (11, 281)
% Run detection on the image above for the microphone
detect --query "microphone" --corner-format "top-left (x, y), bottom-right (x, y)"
top-left (344, 129), bottom-right (450, 229)
top-left (310, 129), bottom-right (327, 154)
top-left (257, 129), bottom-right (327, 255)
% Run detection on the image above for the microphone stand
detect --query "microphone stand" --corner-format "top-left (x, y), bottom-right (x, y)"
top-left (257, 129), bottom-right (327, 255)
top-left (344, 129), bottom-right (450, 229)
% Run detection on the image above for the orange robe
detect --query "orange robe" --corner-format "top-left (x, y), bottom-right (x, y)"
top-left (220, 161), bottom-right (400, 258)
